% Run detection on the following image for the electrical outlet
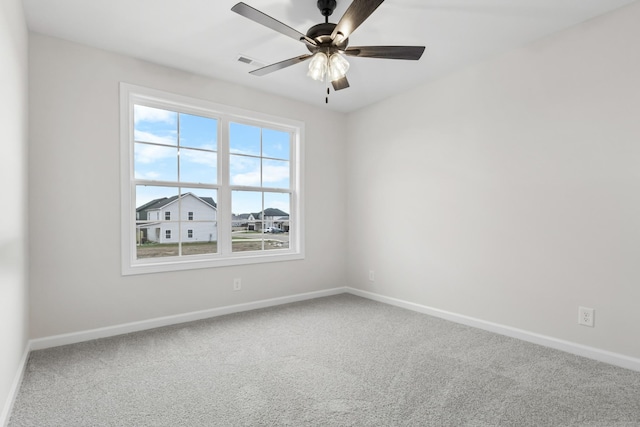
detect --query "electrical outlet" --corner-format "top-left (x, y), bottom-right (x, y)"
top-left (578, 306), bottom-right (594, 327)
top-left (233, 278), bottom-right (242, 291)
top-left (368, 270), bottom-right (375, 282)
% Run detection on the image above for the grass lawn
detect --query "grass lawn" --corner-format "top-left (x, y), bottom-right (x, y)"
top-left (136, 237), bottom-right (289, 259)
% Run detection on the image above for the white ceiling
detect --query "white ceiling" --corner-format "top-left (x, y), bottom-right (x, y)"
top-left (22, 0), bottom-right (636, 113)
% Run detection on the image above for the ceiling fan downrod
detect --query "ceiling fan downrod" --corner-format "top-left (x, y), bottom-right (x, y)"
top-left (317, 0), bottom-right (337, 23)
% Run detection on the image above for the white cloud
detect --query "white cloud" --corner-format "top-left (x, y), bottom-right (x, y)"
top-left (134, 105), bottom-right (176, 124)
top-left (232, 171), bottom-right (261, 186)
top-left (230, 164), bottom-right (289, 186)
top-left (262, 164), bottom-right (289, 184)
top-left (134, 130), bottom-right (176, 146)
top-left (181, 149), bottom-right (216, 167)
top-left (135, 142), bottom-right (176, 164)
top-left (134, 171), bottom-right (162, 180)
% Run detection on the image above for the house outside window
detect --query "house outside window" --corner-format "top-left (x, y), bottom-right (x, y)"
top-left (121, 83), bottom-right (304, 275)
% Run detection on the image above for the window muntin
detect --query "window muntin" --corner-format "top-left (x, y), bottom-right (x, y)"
top-left (121, 84), bottom-right (303, 274)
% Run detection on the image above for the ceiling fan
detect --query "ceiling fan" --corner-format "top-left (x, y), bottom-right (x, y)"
top-left (231, 0), bottom-right (425, 100)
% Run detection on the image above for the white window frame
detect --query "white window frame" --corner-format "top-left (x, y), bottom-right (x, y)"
top-left (120, 83), bottom-right (305, 275)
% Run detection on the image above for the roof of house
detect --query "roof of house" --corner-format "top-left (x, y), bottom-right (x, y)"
top-left (263, 208), bottom-right (288, 217)
top-left (136, 193), bottom-right (217, 211)
top-left (240, 208), bottom-right (289, 219)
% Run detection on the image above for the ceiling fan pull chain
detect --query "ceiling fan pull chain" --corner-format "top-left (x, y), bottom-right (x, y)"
top-left (325, 69), bottom-right (330, 104)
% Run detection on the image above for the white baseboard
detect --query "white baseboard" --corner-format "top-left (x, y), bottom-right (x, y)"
top-left (346, 287), bottom-right (640, 373)
top-left (1, 345), bottom-right (30, 427)
top-left (30, 287), bottom-right (348, 351)
top-left (23, 285), bottom-right (640, 372)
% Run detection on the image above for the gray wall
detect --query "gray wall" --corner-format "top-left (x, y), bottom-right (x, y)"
top-left (347, 2), bottom-right (640, 359)
top-left (0, 0), bottom-right (29, 419)
top-left (28, 34), bottom-right (348, 338)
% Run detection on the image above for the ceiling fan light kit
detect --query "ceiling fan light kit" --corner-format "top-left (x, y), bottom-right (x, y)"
top-left (231, 0), bottom-right (425, 102)
top-left (307, 50), bottom-right (350, 82)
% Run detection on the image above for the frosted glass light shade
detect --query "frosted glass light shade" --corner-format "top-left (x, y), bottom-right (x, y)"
top-left (329, 52), bottom-right (350, 81)
top-left (307, 52), bottom-right (328, 81)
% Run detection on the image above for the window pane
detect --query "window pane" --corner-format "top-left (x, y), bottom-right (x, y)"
top-left (136, 186), bottom-right (179, 222)
top-left (135, 225), bottom-right (180, 258)
top-left (134, 105), bottom-right (177, 146)
top-left (178, 190), bottom-right (218, 254)
top-left (232, 190), bottom-right (261, 218)
top-left (179, 113), bottom-right (217, 150)
top-left (265, 222), bottom-right (289, 250)
top-left (135, 143), bottom-right (177, 181)
top-left (263, 128), bottom-right (290, 160)
top-left (230, 154), bottom-right (260, 186)
top-left (262, 159), bottom-right (290, 189)
top-left (181, 222), bottom-right (217, 256)
top-left (230, 122), bottom-right (260, 156)
top-left (135, 186), bottom-right (179, 259)
top-left (264, 192), bottom-right (290, 219)
top-left (263, 193), bottom-right (290, 251)
top-left (232, 191), bottom-right (263, 252)
top-left (179, 188), bottom-right (217, 221)
top-left (180, 148), bottom-right (217, 184)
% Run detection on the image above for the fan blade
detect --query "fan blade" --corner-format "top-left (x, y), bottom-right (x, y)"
top-left (344, 46), bottom-right (425, 60)
top-left (331, 76), bottom-right (350, 91)
top-left (249, 54), bottom-right (313, 76)
top-left (331, 0), bottom-right (385, 41)
top-left (231, 3), bottom-right (316, 46)
top-left (331, 76), bottom-right (349, 91)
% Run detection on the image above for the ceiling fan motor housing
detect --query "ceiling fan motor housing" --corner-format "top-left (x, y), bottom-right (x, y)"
top-left (317, 0), bottom-right (337, 17)
top-left (306, 23), bottom-right (349, 52)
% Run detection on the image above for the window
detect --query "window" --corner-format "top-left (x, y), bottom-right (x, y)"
top-left (120, 84), bottom-right (304, 275)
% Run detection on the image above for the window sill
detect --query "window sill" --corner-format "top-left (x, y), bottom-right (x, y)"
top-left (121, 251), bottom-right (305, 276)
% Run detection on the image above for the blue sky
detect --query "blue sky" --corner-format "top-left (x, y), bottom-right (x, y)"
top-left (134, 105), bottom-right (291, 215)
